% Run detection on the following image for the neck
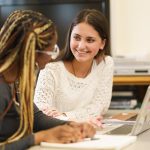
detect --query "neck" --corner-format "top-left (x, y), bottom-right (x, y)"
top-left (71, 60), bottom-right (93, 78)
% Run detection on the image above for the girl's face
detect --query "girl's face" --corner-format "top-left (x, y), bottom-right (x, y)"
top-left (70, 22), bottom-right (105, 62)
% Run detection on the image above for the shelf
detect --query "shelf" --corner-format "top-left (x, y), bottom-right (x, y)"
top-left (113, 75), bottom-right (150, 85)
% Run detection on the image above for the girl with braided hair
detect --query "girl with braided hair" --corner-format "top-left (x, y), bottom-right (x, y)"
top-left (0, 10), bottom-right (95, 150)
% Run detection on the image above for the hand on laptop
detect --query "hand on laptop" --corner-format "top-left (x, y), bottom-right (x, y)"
top-left (87, 116), bottom-right (103, 128)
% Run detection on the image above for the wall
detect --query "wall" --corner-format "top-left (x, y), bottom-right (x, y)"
top-left (110, 0), bottom-right (150, 60)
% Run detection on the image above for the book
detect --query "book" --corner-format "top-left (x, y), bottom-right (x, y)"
top-left (110, 99), bottom-right (137, 109)
top-left (111, 90), bottom-right (137, 109)
top-left (112, 91), bottom-right (134, 97)
top-left (41, 134), bottom-right (137, 150)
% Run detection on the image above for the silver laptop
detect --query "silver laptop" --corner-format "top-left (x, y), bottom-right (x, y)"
top-left (99, 85), bottom-right (150, 136)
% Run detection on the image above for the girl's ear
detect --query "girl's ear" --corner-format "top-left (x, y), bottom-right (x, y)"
top-left (100, 39), bottom-right (106, 50)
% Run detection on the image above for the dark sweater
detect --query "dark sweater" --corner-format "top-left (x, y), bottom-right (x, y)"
top-left (0, 77), bottom-right (66, 150)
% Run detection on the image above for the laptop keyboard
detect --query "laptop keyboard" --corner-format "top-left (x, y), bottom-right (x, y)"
top-left (96, 114), bottom-right (137, 135)
top-left (106, 124), bottom-right (133, 135)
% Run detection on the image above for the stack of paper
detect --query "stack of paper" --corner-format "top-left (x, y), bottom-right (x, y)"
top-left (41, 134), bottom-right (137, 150)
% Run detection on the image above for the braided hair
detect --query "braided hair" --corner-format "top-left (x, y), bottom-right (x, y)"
top-left (0, 10), bottom-right (56, 144)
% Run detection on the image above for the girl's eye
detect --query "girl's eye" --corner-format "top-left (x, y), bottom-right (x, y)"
top-left (73, 35), bottom-right (81, 41)
top-left (86, 38), bottom-right (95, 43)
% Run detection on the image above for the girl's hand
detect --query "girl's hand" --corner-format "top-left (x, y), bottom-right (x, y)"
top-left (87, 116), bottom-right (103, 128)
top-left (68, 121), bottom-right (96, 138)
top-left (43, 107), bottom-right (62, 117)
top-left (34, 121), bottom-right (96, 144)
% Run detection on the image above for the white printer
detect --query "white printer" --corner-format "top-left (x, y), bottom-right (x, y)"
top-left (113, 57), bottom-right (150, 76)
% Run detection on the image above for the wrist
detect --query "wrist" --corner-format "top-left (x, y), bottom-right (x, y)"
top-left (34, 130), bottom-right (47, 145)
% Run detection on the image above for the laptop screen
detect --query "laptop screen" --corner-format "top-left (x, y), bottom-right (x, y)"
top-left (131, 85), bottom-right (150, 135)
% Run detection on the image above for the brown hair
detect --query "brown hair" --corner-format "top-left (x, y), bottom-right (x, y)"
top-left (60, 9), bottom-right (110, 61)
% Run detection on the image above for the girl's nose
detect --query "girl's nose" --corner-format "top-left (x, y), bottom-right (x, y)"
top-left (78, 40), bottom-right (86, 50)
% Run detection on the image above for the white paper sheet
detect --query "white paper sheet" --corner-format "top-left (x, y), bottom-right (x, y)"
top-left (41, 134), bottom-right (137, 150)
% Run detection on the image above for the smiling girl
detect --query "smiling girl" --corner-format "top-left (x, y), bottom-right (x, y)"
top-left (34, 9), bottom-right (114, 125)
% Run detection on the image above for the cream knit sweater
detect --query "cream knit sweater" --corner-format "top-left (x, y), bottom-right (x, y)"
top-left (34, 56), bottom-right (114, 121)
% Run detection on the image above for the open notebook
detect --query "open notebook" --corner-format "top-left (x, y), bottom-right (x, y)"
top-left (41, 134), bottom-right (136, 150)
top-left (99, 85), bottom-right (150, 135)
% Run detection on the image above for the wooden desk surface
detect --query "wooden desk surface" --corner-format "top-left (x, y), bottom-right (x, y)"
top-left (113, 75), bottom-right (150, 85)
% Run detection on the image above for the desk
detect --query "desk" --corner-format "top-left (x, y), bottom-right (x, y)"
top-left (28, 109), bottom-right (149, 150)
top-left (113, 75), bottom-right (150, 85)
top-left (124, 129), bottom-right (150, 150)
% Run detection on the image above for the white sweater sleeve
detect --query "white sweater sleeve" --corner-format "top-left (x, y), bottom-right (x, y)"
top-left (34, 64), bottom-right (56, 110)
top-left (65, 57), bottom-right (114, 120)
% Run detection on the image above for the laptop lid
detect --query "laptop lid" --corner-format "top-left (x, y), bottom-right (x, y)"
top-left (131, 85), bottom-right (150, 135)
top-left (99, 85), bottom-right (150, 135)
